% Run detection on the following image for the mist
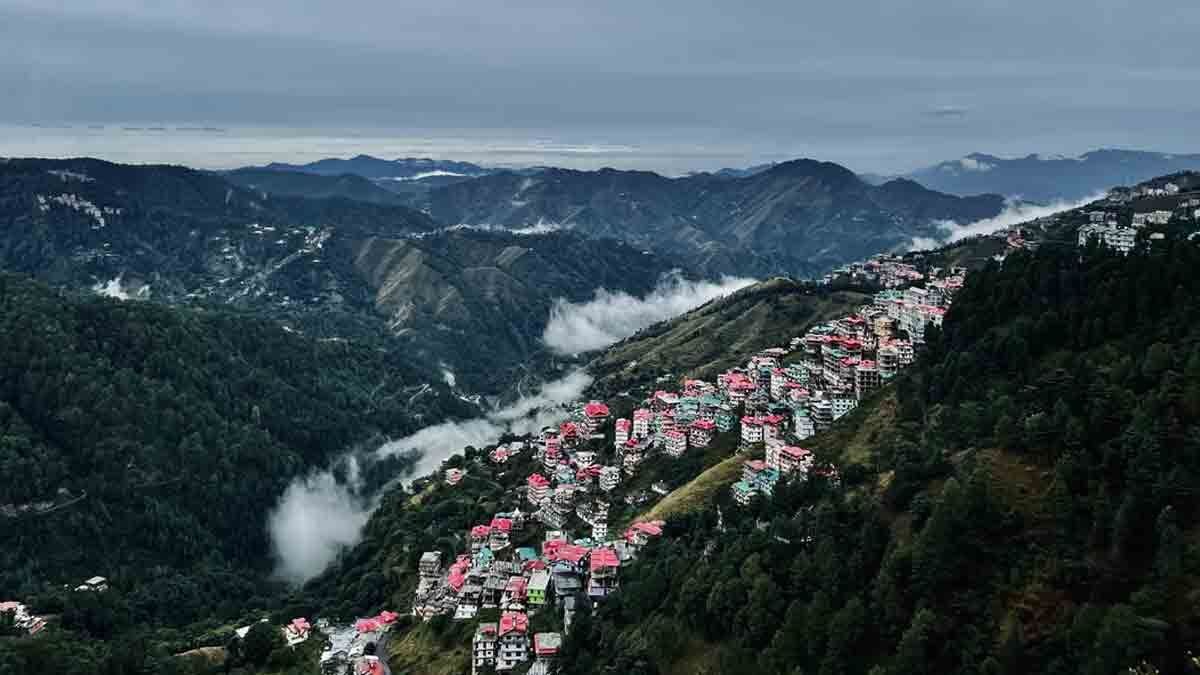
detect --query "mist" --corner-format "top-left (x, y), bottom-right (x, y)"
top-left (911, 193), bottom-right (1106, 250)
top-left (266, 370), bottom-right (591, 584)
top-left (542, 273), bottom-right (757, 355)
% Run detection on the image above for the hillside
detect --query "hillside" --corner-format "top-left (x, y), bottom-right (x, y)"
top-left (909, 149), bottom-right (1200, 201)
top-left (419, 160), bottom-right (1006, 277)
top-left (223, 168), bottom-right (410, 206)
top-left (587, 277), bottom-right (869, 398)
top-left (559, 238), bottom-right (1200, 675)
top-left (0, 273), bottom-right (474, 627)
top-left (0, 158), bottom-right (683, 395)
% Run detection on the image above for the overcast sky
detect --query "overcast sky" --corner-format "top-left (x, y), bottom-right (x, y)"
top-left (1, 0), bottom-right (1198, 173)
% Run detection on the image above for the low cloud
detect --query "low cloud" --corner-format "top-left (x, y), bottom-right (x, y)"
top-left (266, 370), bottom-right (591, 584)
top-left (542, 273), bottom-right (757, 355)
top-left (909, 192), bottom-right (1105, 250)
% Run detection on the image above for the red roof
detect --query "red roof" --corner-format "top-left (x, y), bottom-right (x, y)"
top-left (499, 612), bottom-right (529, 636)
top-left (584, 401), bottom-right (611, 418)
top-left (666, 429), bottom-right (686, 440)
top-left (523, 559), bottom-right (548, 572)
top-left (527, 473), bottom-right (550, 488)
top-left (745, 459), bottom-right (766, 472)
top-left (448, 570), bottom-right (466, 591)
top-left (490, 517), bottom-right (513, 533)
top-left (615, 418), bottom-right (631, 430)
top-left (559, 421), bottom-right (579, 436)
top-left (762, 414), bottom-right (785, 425)
top-left (505, 577), bottom-right (528, 594)
top-left (858, 360), bottom-right (877, 370)
top-left (741, 416), bottom-right (762, 426)
top-left (589, 547), bottom-right (620, 572)
top-left (552, 544), bottom-right (589, 564)
top-left (781, 446), bottom-right (812, 460)
top-left (633, 408), bottom-right (652, 420)
top-left (534, 633), bottom-right (562, 656)
top-left (470, 525), bottom-right (492, 538)
top-left (355, 619), bottom-right (381, 633)
top-left (690, 419), bottom-right (716, 431)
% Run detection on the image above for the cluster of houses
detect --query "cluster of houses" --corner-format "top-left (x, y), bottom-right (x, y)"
top-left (412, 516), bottom-right (665, 673)
top-left (823, 254), bottom-right (928, 288)
top-left (1080, 178), bottom-right (1200, 254)
top-left (0, 601), bottom-right (47, 635)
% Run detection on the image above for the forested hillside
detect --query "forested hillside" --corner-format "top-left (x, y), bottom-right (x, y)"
top-left (0, 274), bottom-right (474, 627)
top-left (561, 237), bottom-right (1200, 675)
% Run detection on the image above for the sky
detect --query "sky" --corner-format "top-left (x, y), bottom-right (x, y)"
top-left (1, 0), bottom-right (1198, 174)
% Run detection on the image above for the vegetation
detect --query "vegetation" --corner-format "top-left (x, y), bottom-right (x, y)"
top-left (562, 237), bottom-right (1200, 674)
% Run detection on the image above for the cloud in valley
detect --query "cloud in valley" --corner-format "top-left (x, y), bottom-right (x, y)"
top-left (909, 192), bottom-right (1106, 250)
top-left (266, 370), bottom-right (591, 584)
top-left (543, 274), bottom-right (756, 355)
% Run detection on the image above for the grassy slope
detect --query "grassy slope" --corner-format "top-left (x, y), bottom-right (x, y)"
top-left (587, 278), bottom-right (869, 398)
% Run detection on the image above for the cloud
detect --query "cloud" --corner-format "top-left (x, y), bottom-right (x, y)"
top-left (542, 273), bottom-right (757, 354)
top-left (908, 191), bottom-right (1105, 250)
top-left (267, 459), bottom-right (372, 585)
top-left (267, 370), bottom-right (591, 584)
top-left (925, 106), bottom-right (969, 119)
top-left (957, 156), bottom-right (993, 171)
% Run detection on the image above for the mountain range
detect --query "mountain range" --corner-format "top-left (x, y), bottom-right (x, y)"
top-left (907, 149), bottom-right (1200, 201)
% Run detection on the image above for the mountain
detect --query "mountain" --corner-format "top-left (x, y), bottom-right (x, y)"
top-left (0, 158), bottom-right (678, 395)
top-left (420, 159), bottom-right (1006, 277)
top-left (249, 154), bottom-right (490, 181)
top-left (699, 163), bottom-right (778, 179)
top-left (909, 149), bottom-right (1200, 201)
top-left (223, 167), bottom-right (410, 206)
top-left (559, 239), bottom-right (1200, 674)
top-left (0, 272), bottom-right (473, 627)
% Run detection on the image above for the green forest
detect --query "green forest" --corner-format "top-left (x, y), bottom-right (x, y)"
top-left (560, 236), bottom-right (1200, 674)
top-left (0, 273), bottom-right (474, 630)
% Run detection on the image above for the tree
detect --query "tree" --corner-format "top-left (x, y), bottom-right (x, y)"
top-left (241, 622), bottom-right (283, 668)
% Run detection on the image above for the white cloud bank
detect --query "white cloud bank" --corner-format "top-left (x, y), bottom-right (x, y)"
top-left (910, 192), bottom-right (1106, 251)
top-left (542, 273), bottom-right (757, 355)
top-left (266, 370), bottom-right (592, 584)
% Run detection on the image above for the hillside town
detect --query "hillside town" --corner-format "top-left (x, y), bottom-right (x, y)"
top-left (402, 264), bottom-right (968, 673)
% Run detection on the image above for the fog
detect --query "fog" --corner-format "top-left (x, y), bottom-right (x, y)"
top-left (910, 192), bottom-right (1107, 250)
top-left (266, 370), bottom-right (591, 584)
top-left (542, 274), bottom-right (757, 355)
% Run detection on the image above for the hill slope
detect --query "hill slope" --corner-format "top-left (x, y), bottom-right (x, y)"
top-left (420, 160), bottom-right (1006, 277)
top-left (0, 273), bottom-right (473, 626)
top-left (223, 168), bottom-right (411, 206)
top-left (561, 238), bottom-right (1200, 675)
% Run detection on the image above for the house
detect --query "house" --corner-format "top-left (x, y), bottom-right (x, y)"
top-left (689, 418), bottom-right (717, 448)
top-left (599, 465), bottom-right (621, 492)
top-left (760, 414), bottom-right (786, 446)
top-left (581, 401), bottom-right (611, 436)
top-left (768, 445), bottom-right (814, 477)
top-left (614, 418), bottom-right (631, 447)
top-left (624, 521), bottom-right (664, 548)
top-left (502, 576), bottom-right (528, 609)
top-left (0, 602), bottom-right (46, 635)
top-left (284, 617), bottom-right (313, 647)
top-left (444, 468), bottom-right (465, 486)
top-left (75, 576), bottom-right (108, 592)
top-left (588, 547), bottom-right (620, 599)
top-left (663, 429), bottom-right (688, 457)
top-left (490, 446), bottom-right (511, 465)
top-left (498, 612), bottom-right (530, 670)
top-left (470, 525), bottom-right (492, 553)
top-left (731, 480), bottom-right (757, 506)
top-left (527, 570), bottom-right (551, 607)
top-left (526, 473), bottom-right (550, 506)
top-left (489, 518), bottom-right (513, 551)
top-left (632, 408), bottom-right (652, 438)
top-left (740, 416), bottom-right (764, 447)
top-left (549, 544), bottom-right (590, 576)
top-left (531, 633), bottom-right (563, 675)
top-left (474, 623), bottom-right (498, 673)
top-left (419, 551), bottom-right (443, 579)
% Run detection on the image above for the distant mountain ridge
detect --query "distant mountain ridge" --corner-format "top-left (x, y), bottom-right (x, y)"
top-left (908, 148), bottom-right (1200, 201)
top-left (418, 159), bottom-right (1006, 277)
top-left (248, 154), bottom-right (491, 180)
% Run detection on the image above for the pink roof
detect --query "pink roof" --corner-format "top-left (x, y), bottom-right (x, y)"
top-left (741, 416), bottom-right (762, 426)
top-left (0, 602), bottom-right (20, 612)
top-left (505, 577), bottom-right (528, 594)
top-left (690, 419), bottom-right (716, 431)
top-left (615, 418), bottom-right (631, 430)
top-left (858, 360), bottom-right (877, 369)
top-left (542, 539), bottom-right (567, 557)
top-left (589, 547), bottom-right (620, 572)
top-left (839, 357), bottom-right (860, 367)
top-left (499, 612), bottom-right (529, 636)
top-left (356, 619), bottom-right (381, 633)
top-left (762, 414), bottom-right (785, 425)
top-left (523, 559), bottom-right (548, 572)
top-left (552, 544), bottom-right (589, 564)
top-left (584, 401), bottom-right (611, 418)
top-left (527, 473), bottom-right (550, 488)
top-left (471, 525), bottom-right (492, 538)
top-left (781, 446), bottom-right (812, 460)
top-left (534, 634), bottom-right (561, 656)
top-left (745, 459), bottom-right (766, 472)
top-left (633, 408), bottom-right (652, 420)
top-left (624, 437), bottom-right (642, 448)
top-left (559, 421), bottom-right (579, 436)
top-left (490, 517), bottom-right (513, 533)
top-left (666, 429), bottom-right (686, 439)
top-left (448, 571), bottom-right (466, 591)
top-left (625, 521), bottom-right (664, 541)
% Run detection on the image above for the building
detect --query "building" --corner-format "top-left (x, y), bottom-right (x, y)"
top-left (75, 576), bottom-right (109, 592)
top-left (531, 633), bottom-right (563, 675)
top-left (740, 416), bottom-right (764, 447)
top-left (489, 518), bottom-right (513, 551)
top-left (855, 360), bottom-right (881, 400)
top-left (614, 418), bottom-right (631, 447)
top-left (632, 409), bottom-right (652, 438)
top-left (663, 429), bottom-right (688, 458)
top-left (497, 612), bottom-right (530, 669)
top-left (0, 602), bottom-right (46, 635)
top-left (831, 395), bottom-right (857, 420)
top-left (527, 473), bottom-right (551, 506)
top-left (760, 414), bottom-right (786, 446)
top-left (1078, 223), bottom-right (1137, 254)
top-left (418, 551), bottom-right (443, 579)
top-left (731, 480), bottom-right (757, 506)
top-left (689, 418), bottom-right (717, 448)
top-left (587, 547), bottom-right (620, 599)
top-left (768, 445), bottom-right (814, 476)
top-left (599, 466), bottom-right (621, 492)
top-left (527, 570), bottom-right (551, 607)
top-left (581, 401), bottom-right (611, 436)
top-left (474, 623), bottom-right (498, 674)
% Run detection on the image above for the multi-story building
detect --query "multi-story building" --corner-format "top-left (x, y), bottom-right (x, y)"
top-left (527, 473), bottom-right (550, 506)
top-left (760, 414), bottom-right (786, 447)
top-left (855, 360), bottom-right (881, 400)
top-left (731, 480), bottom-right (757, 506)
top-left (689, 419), bottom-right (717, 448)
top-left (581, 401), bottom-right (611, 436)
top-left (768, 445), bottom-right (814, 476)
top-left (497, 612), bottom-right (530, 670)
top-left (632, 409), bottom-right (652, 438)
top-left (740, 416), bottom-right (764, 447)
top-left (587, 547), bottom-right (620, 599)
top-left (474, 623), bottom-right (498, 674)
top-left (831, 395), bottom-right (857, 421)
top-left (614, 418), bottom-right (631, 447)
top-left (663, 429), bottom-right (688, 458)
top-left (527, 570), bottom-right (551, 608)
top-left (810, 399), bottom-right (833, 431)
top-left (599, 466), bottom-right (621, 492)
top-left (531, 633), bottom-right (563, 675)
top-left (1078, 223), bottom-right (1137, 254)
